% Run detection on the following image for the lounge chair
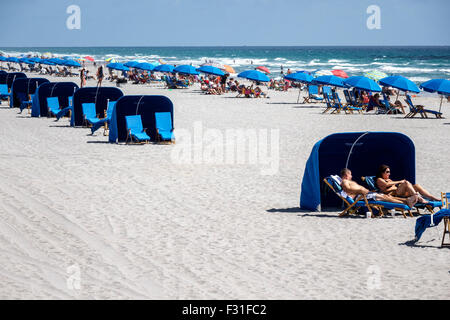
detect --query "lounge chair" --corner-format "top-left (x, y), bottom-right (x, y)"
top-left (90, 100), bottom-right (116, 135)
top-left (303, 85), bottom-right (323, 104)
top-left (19, 93), bottom-right (34, 114)
top-left (323, 175), bottom-right (412, 218)
top-left (322, 93), bottom-right (341, 114)
top-left (46, 97), bottom-right (61, 117)
top-left (404, 94), bottom-right (443, 119)
top-left (332, 91), bottom-right (363, 114)
top-left (361, 176), bottom-right (443, 214)
top-left (0, 84), bottom-right (12, 103)
top-left (155, 112), bottom-right (175, 143)
top-left (125, 115), bottom-right (151, 144)
top-left (55, 96), bottom-right (73, 121)
top-left (441, 193), bottom-right (450, 247)
top-left (81, 103), bottom-right (101, 127)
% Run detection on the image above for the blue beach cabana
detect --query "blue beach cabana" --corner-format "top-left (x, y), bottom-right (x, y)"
top-left (5, 72), bottom-right (27, 89)
top-left (10, 77), bottom-right (49, 108)
top-left (109, 95), bottom-right (174, 143)
top-left (32, 82), bottom-right (79, 117)
top-left (299, 132), bottom-right (415, 211)
top-left (71, 87), bottom-right (123, 126)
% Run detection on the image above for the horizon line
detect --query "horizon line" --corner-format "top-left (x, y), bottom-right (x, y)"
top-left (1, 45), bottom-right (450, 49)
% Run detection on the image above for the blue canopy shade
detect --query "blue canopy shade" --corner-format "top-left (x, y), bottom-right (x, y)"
top-left (7, 57), bottom-right (20, 63)
top-left (109, 95), bottom-right (174, 143)
top-left (312, 75), bottom-right (346, 88)
top-left (124, 61), bottom-right (141, 68)
top-left (28, 57), bottom-right (43, 63)
top-left (284, 72), bottom-right (313, 83)
top-left (19, 58), bottom-right (35, 65)
top-left (40, 59), bottom-right (55, 65)
top-left (135, 62), bottom-right (155, 71)
top-left (0, 56), bottom-right (7, 61)
top-left (238, 70), bottom-right (270, 82)
top-left (379, 75), bottom-right (420, 93)
top-left (197, 65), bottom-right (225, 76)
top-left (153, 64), bottom-right (175, 73)
top-left (420, 79), bottom-right (450, 95)
top-left (72, 87), bottom-right (124, 126)
top-left (10, 77), bottom-right (50, 108)
top-left (174, 65), bottom-right (200, 75)
top-left (4, 72), bottom-right (27, 89)
top-left (48, 58), bottom-right (66, 65)
top-left (106, 63), bottom-right (130, 71)
top-left (343, 76), bottom-right (381, 92)
top-left (300, 132), bottom-right (415, 211)
top-left (32, 82), bottom-right (79, 117)
top-left (63, 60), bottom-right (82, 68)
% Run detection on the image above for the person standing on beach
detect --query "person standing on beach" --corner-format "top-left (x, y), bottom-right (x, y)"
top-left (96, 65), bottom-right (104, 87)
top-left (80, 68), bottom-right (86, 88)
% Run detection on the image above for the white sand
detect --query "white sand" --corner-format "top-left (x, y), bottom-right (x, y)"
top-left (0, 70), bottom-right (449, 300)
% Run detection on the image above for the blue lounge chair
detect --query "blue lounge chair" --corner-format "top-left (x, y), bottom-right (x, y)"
top-left (125, 115), bottom-right (151, 143)
top-left (303, 85), bottom-right (323, 104)
top-left (332, 91), bottom-right (363, 114)
top-left (90, 100), bottom-right (116, 135)
top-left (55, 96), bottom-right (73, 121)
top-left (46, 97), bottom-right (61, 117)
top-left (404, 94), bottom-right (443, 119)
top-left (322, 93), bottom-right (341, 114)
top-left (155, 112), bottom-right (175, 143)
top-left (361, 176), bottom-right (443, 214)
top-left (323, 176), bottom-right (412, 218)
top-left (81, 103), bottom-right (101, 127)
top-left (0, 84), bottom-right (11, 102)
top-left (19, 93), bottom-right (34, 113)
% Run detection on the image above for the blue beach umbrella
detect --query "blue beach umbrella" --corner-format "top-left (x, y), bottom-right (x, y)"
top-left (124, 60), bottom-right (140, 68)
top-left (284, 72), bottom-right (313, 83)
top-left (64, 59), bottom-right (82, 68)
top-left (40, 59), bottom-right (55, 65)
top-left (106, 62), bottom-right (130, 71)
top-left (48, 58), bottom-right (66, 65)
top-left (420, 79), bottom-right (450, 112)
top-left (379, 75), bottom-right (420, 93)
top-left (197, 65), bottom-right (225, 77)
top-left (312, 75), bottom-right (346, 88)
top-left (153, 64), bottom-right (175, 73)
top-left (135, 62), bottom-right (155, 71)
top-left (174, 65), bottom-right (200, 75)
top-left (19, 58), bottom-right (35, 65)
top-left (344, 76), bottom-right (381, 92)
top-left (28, 57), bottom-right (43, 63)
top-left (237, 70), bottom-right (270, 82)
top-left (7, 57), bottom-right (20, 63)
top-left (0, 56), bottom-right (7, 61)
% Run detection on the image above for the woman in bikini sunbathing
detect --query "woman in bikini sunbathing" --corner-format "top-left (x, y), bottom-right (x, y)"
top-left (375, 165), bottom-right (440, 203)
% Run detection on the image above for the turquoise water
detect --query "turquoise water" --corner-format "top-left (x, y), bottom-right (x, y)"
top-left (1, 46), bottom-right (449, 82)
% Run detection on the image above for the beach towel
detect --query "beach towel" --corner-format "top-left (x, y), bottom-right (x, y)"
top-left (414, 209), bottom-right (450, 241)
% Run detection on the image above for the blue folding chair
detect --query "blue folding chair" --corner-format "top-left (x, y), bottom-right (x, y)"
top-left (90, 100), bottom-right (117, 135)
top-left (405, 94), bottom-right (443, 119)
top-left (55, 96), bottom-right (73, 121)
top-left (0, 84), bottom-right (12, 103)
top-left (155, 112), bottom-right (175, 143)
top-left (125, 115), bottom-right (151, 144)
top-left (46, 97), bottom-right (61, 117)
top-left (19, 93), bottom-right (34, 114)
top-left (303, 85), bottom-right (323, 104)
top-left (82, 103), bottom-right (101, 127)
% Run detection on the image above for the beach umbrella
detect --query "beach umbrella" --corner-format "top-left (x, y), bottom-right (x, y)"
top-left (19, 58), bottom-right (35, 65)
top-left (64, 60), bottom-right (82, 68)
top-left (344, 76), bottom-right (381, 92)
top-left (42, 52), bottom-right (52, 57)
top-left (7, 57), bottom-right (20, 63)
top-left (153, 64), bottom-right (174, 73)
top-left (197, 65), bottom-right (225, 77)
top-left (312, 75), bottom-right (346, 87)
top-left (364, 70), bottom-right (387, 81)
top-left (106, 62), bottom-right (129, 71)
top-left (48, 58), bottom-right (66, 65)
top-left (331, 69), bottom-right (349, 79)
top-left (420, 79), bottom-right (450, 112)
top-left (174, 65), bottom-right (200, 75)
top-left (238, 70), bottom-right (270, 82)
top-left (0, 56), bottom-right (7, 61)
top-left (105, 57), bottom-right (117, 63)
top-left (379, 75), bottom-right (420, 93)
top-left (135, 62), bottom-right (155, 71)
top-left (28, 57), bottom-right (42, 63)
top-left (124, 60), bottom-right (141, 68)
top-left (284, 72), bottom-right (314, 103)
top-left (40, 59), bottom-right (55, 65)
top-left (256, 66), bottom-right (270, 74)
top-left (221, 65), bottom-right (235, 74)
top-left (84, 56), bottom-right (95, 62)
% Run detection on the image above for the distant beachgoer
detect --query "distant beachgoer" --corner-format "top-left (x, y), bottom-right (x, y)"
top-left (96, 66), bottom-right (104, 87)
top-left (287, 68), bottom-right (292, 75)
top-left (80, 68), bottom-right (86, 88)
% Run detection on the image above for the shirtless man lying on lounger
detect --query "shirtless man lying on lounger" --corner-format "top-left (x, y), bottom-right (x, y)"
top-left (340, 168), bottom-right (418, 208)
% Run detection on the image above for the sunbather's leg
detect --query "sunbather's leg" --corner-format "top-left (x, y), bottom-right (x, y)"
top-left (412, 184), bottom-right (440, 201)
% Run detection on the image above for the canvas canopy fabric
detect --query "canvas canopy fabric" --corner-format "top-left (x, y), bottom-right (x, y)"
top-left (71, 87), bottom-right (123, 127)
top-left (4, 72), bottom-right (27, 89)
top-left (109, 95), bottom-right (174, 143)
top-left (32, 82), bottom-right (79, 117)
top-left (10, 77), bottom-right (49, 108)
top-left (300, 132), bottom-right (415, 211)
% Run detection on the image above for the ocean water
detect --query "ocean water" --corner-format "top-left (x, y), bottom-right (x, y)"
top-left (1, 46), bottom-right (449, 82)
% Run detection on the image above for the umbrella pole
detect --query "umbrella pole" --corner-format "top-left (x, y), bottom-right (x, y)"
top-left (439, 95), bottom-right (443, 113)
top-left (297, 85), bottom-right (302, 104)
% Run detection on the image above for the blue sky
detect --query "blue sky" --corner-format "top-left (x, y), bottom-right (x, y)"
top-left (0, 0), bottom-right (449, 46)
